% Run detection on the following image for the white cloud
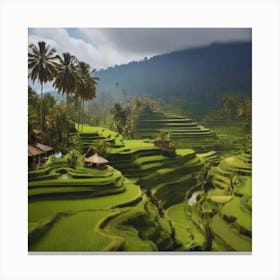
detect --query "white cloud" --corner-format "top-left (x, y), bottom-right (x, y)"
top-left (29, 28), bottom-right (251, 71)
top-left (29, 28), bottom-right (106, 69)
top-left (28, 28), bottom-right (153, 71)
top-left (79, 28), bottom-right (251, 56)
top-left (28, 28), bottom-right (251, 93)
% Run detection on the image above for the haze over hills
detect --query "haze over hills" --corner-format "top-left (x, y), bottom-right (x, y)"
top-left (96, 41), bottom-right (251, 117)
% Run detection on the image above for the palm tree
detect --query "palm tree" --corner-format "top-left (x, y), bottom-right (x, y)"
top-left (53, 52), bottom-right (79, 145)
top-left (75, 61), bottom-right (99, 131)
top-left (28, 41), bottom-right (57, 134)
top-left (53, 52), bottom-right (79, 95)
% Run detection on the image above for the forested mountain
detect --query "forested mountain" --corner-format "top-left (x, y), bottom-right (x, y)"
top-left (96, 42), bottom-right (251, 116)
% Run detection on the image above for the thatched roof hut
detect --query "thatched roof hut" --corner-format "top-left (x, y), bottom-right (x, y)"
top-left (34, 143), bottom-right (53, 153)
top-left (28, 143), bottom-right (53, 170)
top-left (85, 153), bottom-right (108, 167)
top-left (28, 143), bottom-right (53, 157)
top-left (28, 145), bottom-right (45, 156)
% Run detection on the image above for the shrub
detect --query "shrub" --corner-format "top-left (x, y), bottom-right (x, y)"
top-left (95, 140), bottom-right (108, 158)
top-left (65, 150), bottom-right (82, 169)
top-left (154, 131), bottom-right (176, 157)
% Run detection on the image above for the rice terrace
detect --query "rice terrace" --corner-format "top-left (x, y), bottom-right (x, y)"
top-left (28, 28), bottom-right (252, 252)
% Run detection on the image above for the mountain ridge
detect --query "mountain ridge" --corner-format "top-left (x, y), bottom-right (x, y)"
top-left (95, 41), bottom-right (252, 117)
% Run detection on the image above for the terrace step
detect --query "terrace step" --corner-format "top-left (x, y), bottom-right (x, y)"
top-left (136, 111), bottom-right (217, 151)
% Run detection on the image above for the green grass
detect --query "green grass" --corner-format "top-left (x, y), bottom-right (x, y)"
top-left (29, 182), bottom-right (141, 222)
top-left (76, 124), bottom-right (117, 137)
top-left (101, 200), bottom-right (178, 251)
top-left (133, 155), bottom-right (166, 166)
top-left (166, 203), bottom-right (204, 247)
top-left (102, 208), bottom-right (158, 251)
top-left (222, 197), bottom-right (252, 232)
top-left (30, 210), bottom-right (114, 251)
top-left (176, 149), bottom-right (196, 157)
top-left (123, 139), bottom-right (154, 149)
top-left (136, 111), bottom-right (217, 151)
top-left (28, 122), bottom-right (252, 252)
top-left (209, 124), bottom-right (246, 139)
top-left (237, 177), bottom-right (252, 196)
top-left (211, 215), bottom-right (251, 251)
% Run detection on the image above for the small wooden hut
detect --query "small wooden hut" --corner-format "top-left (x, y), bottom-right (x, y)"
top-left (84, 153), bottom-right (109, 169)
top-left (28, 143), bottom-right (53, 169)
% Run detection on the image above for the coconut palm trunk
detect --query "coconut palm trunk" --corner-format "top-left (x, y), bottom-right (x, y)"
top-left (40, 81), bottom-right (43, 136)
top-left (53, 52), bottom-right (80, 147)
top-left (28, 41), bottom-right (57, 140)
top-left (81, 99), bottom-right (85, 132)
top-left (77, 98), bottom-right (81, 131)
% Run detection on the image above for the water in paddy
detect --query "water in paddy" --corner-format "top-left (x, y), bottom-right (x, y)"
top-left (188, 191), bottom-right (203, 206)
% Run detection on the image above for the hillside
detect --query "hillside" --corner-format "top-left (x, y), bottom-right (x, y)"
top-left (96, 42), bottom-right (251, 117)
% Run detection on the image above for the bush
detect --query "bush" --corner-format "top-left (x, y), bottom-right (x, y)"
top-left (65, 150), bottom-right (82, 169)
top-left (95, 140), bottom-right (108, 157)
top-left (154, 131), bottom-right (176, 157)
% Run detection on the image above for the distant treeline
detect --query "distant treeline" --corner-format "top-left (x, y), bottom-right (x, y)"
top-left (96, 42), bottom-right (252, 118)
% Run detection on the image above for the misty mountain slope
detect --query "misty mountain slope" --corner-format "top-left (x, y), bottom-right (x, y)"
top-left (96, 42), bottom-right (251, 114)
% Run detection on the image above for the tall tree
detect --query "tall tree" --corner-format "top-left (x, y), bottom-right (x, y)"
top-left (53, 52), bottom-right (79, 145)
top-left (28, 41), bottom-right (57, 135)
top-left (76, 61), bottom-right (99, 131)
top-left (53, 52), bottom-right (78, 95)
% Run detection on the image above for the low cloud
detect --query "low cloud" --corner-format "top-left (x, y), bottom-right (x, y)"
top-left (29, 28), bottom-right (251, 70)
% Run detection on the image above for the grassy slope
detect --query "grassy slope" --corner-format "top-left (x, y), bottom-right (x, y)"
top-left (29, 122), bottom-right (252, 252)
top-left (101, 198), bottom-right (180, 251)
top-left (29, 181), bottom-right (141, 223)
top-left (222, 197), bottom-right (252, 232)
top-left (30, 210), bottom-right (114, 251)
top-left (210, 215), bottom-right (251, 251)
top-left (208, 124), bottom-right (247, 157)
top-left (166, 203), bottom-right (205, 247)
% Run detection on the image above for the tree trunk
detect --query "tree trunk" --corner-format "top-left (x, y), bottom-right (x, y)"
top-left (77, 99), bottom-right (81, 131)
top-left (40, 82), bottom-right (43, 138)
top-left (66, 94), bottom-right (70, 147)
top-left (81, 99), bottom-right (84, 132)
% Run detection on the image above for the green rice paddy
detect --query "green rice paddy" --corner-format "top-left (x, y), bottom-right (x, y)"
top-left (135, 111), bottom-right (217, 151)
top-left (29, 121), bottom-right (252, 252)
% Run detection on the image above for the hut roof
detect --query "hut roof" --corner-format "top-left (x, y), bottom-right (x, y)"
top-left (35, 143), bottom-right (53, 152)
top-left (28, 143), bottom-right (53, 157)
top-left (28, 145), bottom-right (45, 156)
top-left (85, 153), bottom-right (108, 165)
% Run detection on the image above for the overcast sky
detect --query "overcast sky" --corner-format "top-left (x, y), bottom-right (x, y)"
top-left (29, 28), bottom-right (251, 71)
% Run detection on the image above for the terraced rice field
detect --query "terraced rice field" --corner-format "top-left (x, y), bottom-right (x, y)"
top-left (210, 215), bottom-right (251, 251)
top-left (204, 152), bottom-right (252, 250)
top-left (30, 210), bottom-right (114, 251)
top-left (166, 203), bottom-right (205, 248)
top-left (28, 148), bottom-right (179, 251)
top-left (208, 124), bottom-right (247, 155)
top-left (135, 111), bottom-right (217, 151)
top-left (212, 152), bottom-right (252, 189)
top-left (28, 122), bottom-right (252, 252)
